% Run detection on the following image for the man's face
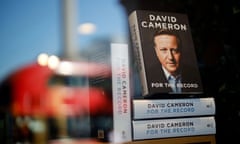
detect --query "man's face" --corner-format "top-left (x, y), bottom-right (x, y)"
top-left (154, 34), bottom-right (181, 76)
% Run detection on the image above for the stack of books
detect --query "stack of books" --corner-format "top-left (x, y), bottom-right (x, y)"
top-left (128, 10), bottom-right (216, 142)
top-left (86, 10), bottom-right (216, 144)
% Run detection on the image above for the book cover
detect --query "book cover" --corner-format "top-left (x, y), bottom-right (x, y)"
top-left (128, 10), bottom-right (203, 96)
top-left (132, 116), bottom-right (216, 140)
top-left (88, 43), bottom-right (132, 143)
top-left (110, 43), bottom-right (132, 143)
top-left (133, 97), bottom-right (215, 120)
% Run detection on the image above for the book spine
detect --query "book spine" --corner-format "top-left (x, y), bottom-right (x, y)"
top-left (128, 11), bottom-right (148, 96)
top-left (111, 43), bottom-right (132, 143)
top-left (132, 116), bottom-right (216, 140)
top-left (133, 97), bottom-right (215, 119)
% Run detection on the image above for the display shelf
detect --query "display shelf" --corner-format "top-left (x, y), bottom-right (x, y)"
top-left (48, 135), bottom-right (216, 144)
top-left (126, 135), bottom-right (216, 144)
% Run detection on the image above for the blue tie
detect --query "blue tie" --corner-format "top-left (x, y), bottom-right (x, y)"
top-left (168, 75), bottom-right (181, 93)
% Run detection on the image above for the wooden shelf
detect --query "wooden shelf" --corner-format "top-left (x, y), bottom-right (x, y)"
top-left (48, 135), bottom-right (216, 144)
top-left (126, 135), bottom-right (216, 144)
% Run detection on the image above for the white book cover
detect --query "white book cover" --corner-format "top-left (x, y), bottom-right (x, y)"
top-left (132, 116), bottom-right (216, 140)
top-left (88, 43), bottom-right (132, 142)
top-left (133, 97), bottom-right (215, 119)
top-left (110, 43), bottom-right (132, 143)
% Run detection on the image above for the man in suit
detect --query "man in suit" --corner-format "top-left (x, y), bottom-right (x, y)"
top-left (152, 29), bottom-right (202, 94)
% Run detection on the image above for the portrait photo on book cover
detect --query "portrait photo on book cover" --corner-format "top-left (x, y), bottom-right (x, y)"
top-left (144, 28), bottom-right (203, 95)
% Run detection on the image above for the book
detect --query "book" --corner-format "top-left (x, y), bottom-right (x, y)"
top-left (88, 43), bottom-right (132, 143)
top-left (128, 10), bottom-right (203, 96)
top-left (132, 116), bottom-right (216, 140)
top-left (110, 43), bottom-right (132, 143)
top-left (132, 97), bottom-right (215, 120)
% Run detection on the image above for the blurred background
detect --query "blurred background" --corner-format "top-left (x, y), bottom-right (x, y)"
top-left (0, 0), bottom-right (128, 81)
top-left (1, 0), bottom-right (240, 143)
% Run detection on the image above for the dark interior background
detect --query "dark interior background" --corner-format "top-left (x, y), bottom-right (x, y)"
top-left (120, 0), bottom-right (240, 144)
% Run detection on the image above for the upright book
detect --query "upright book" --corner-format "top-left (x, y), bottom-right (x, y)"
top-left (128, 10), bottom-right (203, 96)
top-left (88, 43), bottom-right (132, 143)
top-left (110, 43), bottom-right (132, 143)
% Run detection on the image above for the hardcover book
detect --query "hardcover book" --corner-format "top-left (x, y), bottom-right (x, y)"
top-left (128, 10), bottom-right (203, 96)
top-left (88, 43), bottom-right (132, 143)
top-left (132, 116), bottom-right (216, 140)
top-left (133, 97), bottom-right (215, 120)
top-left (110, 43), bottom-right (132, 143)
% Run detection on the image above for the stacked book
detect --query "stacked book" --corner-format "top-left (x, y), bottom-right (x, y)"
top-left (128, 10), bottom-right (216, 142)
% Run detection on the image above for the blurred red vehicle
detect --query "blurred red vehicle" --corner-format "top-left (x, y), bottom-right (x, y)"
top-left (0, 61), bottom-right (113, 117)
